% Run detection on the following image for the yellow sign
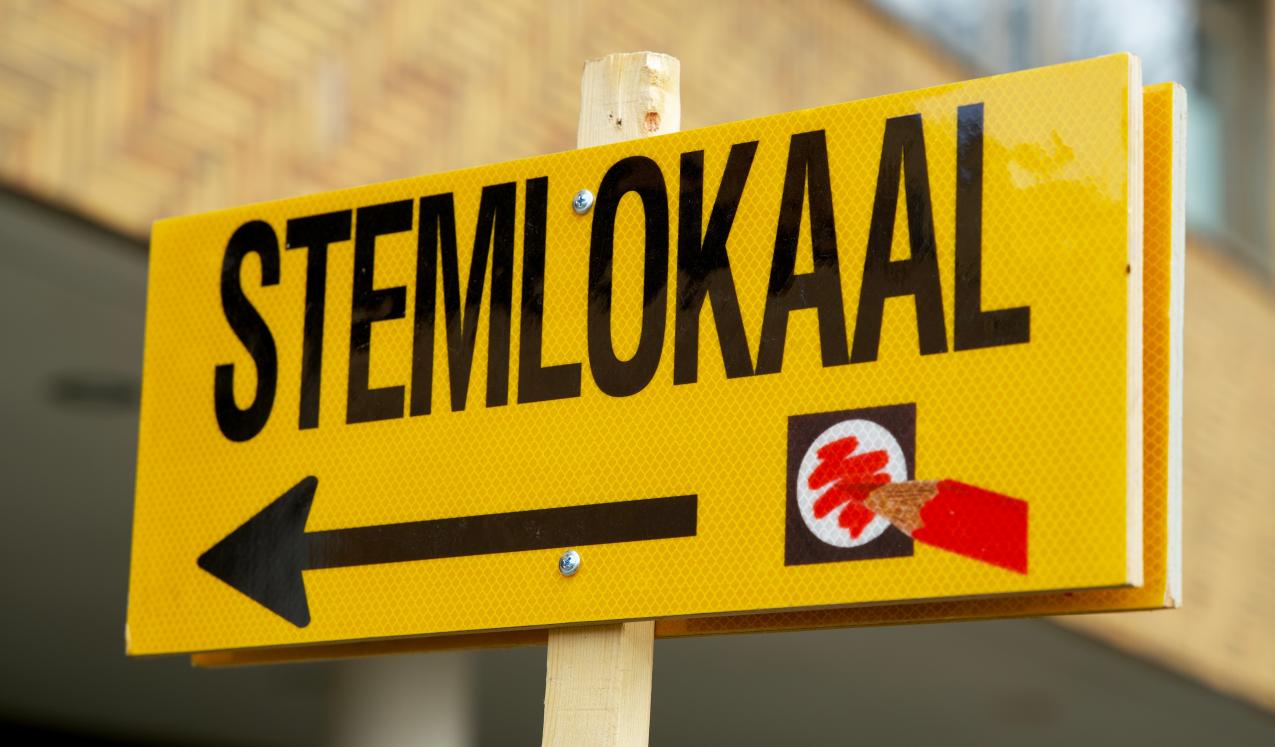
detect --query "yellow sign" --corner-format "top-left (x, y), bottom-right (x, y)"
top-left (190, 79), bottom-right (1187, 668)
top-left (191, 79), bottom-right (1183, 667)
top-left (128, 55), bottom-right (1160, 656)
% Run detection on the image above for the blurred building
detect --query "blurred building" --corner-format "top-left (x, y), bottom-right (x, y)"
top-left (0, 1), bottom-right (1272, 745)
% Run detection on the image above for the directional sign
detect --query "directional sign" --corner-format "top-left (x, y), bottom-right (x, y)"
top-left (191, 79), bottom-right (1188, 667)
top-left (128, 55), bottom-right (1157, 656)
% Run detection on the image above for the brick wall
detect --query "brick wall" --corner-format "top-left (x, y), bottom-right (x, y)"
top-left (0, 0), bottom-right (959, 235)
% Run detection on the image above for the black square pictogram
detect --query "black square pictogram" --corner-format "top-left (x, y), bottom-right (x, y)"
top-left (785, 403), bottom-right (916, 566)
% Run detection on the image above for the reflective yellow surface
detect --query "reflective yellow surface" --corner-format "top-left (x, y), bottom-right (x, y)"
top-left (662, 80), bottom-right (1183, 639)
top-left (130, 55), bottom-right (1145, 655)
top-left (193, 81), bottom-right (1182, 668)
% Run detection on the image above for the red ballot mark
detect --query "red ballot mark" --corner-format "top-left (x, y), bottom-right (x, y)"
top-left (807, 436), bottom-right (890, 540)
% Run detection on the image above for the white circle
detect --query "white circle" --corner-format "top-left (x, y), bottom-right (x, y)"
top-left (797, 419), bottom-right (906, 548)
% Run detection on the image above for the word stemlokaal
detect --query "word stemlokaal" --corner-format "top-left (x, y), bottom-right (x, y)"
top-left (214, 104), bottom-right (1030, 442)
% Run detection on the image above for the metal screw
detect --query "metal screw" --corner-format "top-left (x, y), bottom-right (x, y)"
top-left (571, 189), bottom-right (594, 215)
top-left (558, 549), bottom-right (581, 577)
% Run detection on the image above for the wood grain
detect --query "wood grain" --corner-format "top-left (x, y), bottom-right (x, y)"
top-left (543, 622), bottom-right (656, 747)
top-left (577, 51), bottom-right (679, 147)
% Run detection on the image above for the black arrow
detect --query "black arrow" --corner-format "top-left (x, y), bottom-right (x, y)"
top-left (197, 476), bottom-right (698, 628)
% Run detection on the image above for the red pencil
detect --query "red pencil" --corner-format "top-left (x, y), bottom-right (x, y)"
top-left (864, 480), bottom-right (1028, 574)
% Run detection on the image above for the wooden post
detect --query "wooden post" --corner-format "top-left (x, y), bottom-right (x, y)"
top-left (540, 51), bottom-right (680, 747)
top-left (542, 621), bottom-right (657, 746)
top-left (576, 51), bottom-right (681, 147)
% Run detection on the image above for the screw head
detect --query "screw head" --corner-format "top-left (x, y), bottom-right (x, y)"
top-left (571, 189), bottom-right (594, 215)
top-left (558, 549), bottom-right (581, 577)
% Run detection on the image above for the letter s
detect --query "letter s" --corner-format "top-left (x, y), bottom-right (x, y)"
top-left (214, 220), bottom-right (280, 442)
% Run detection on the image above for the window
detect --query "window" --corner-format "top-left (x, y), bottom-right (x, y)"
top-left (875, 0), bottom-right (1271, 274)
